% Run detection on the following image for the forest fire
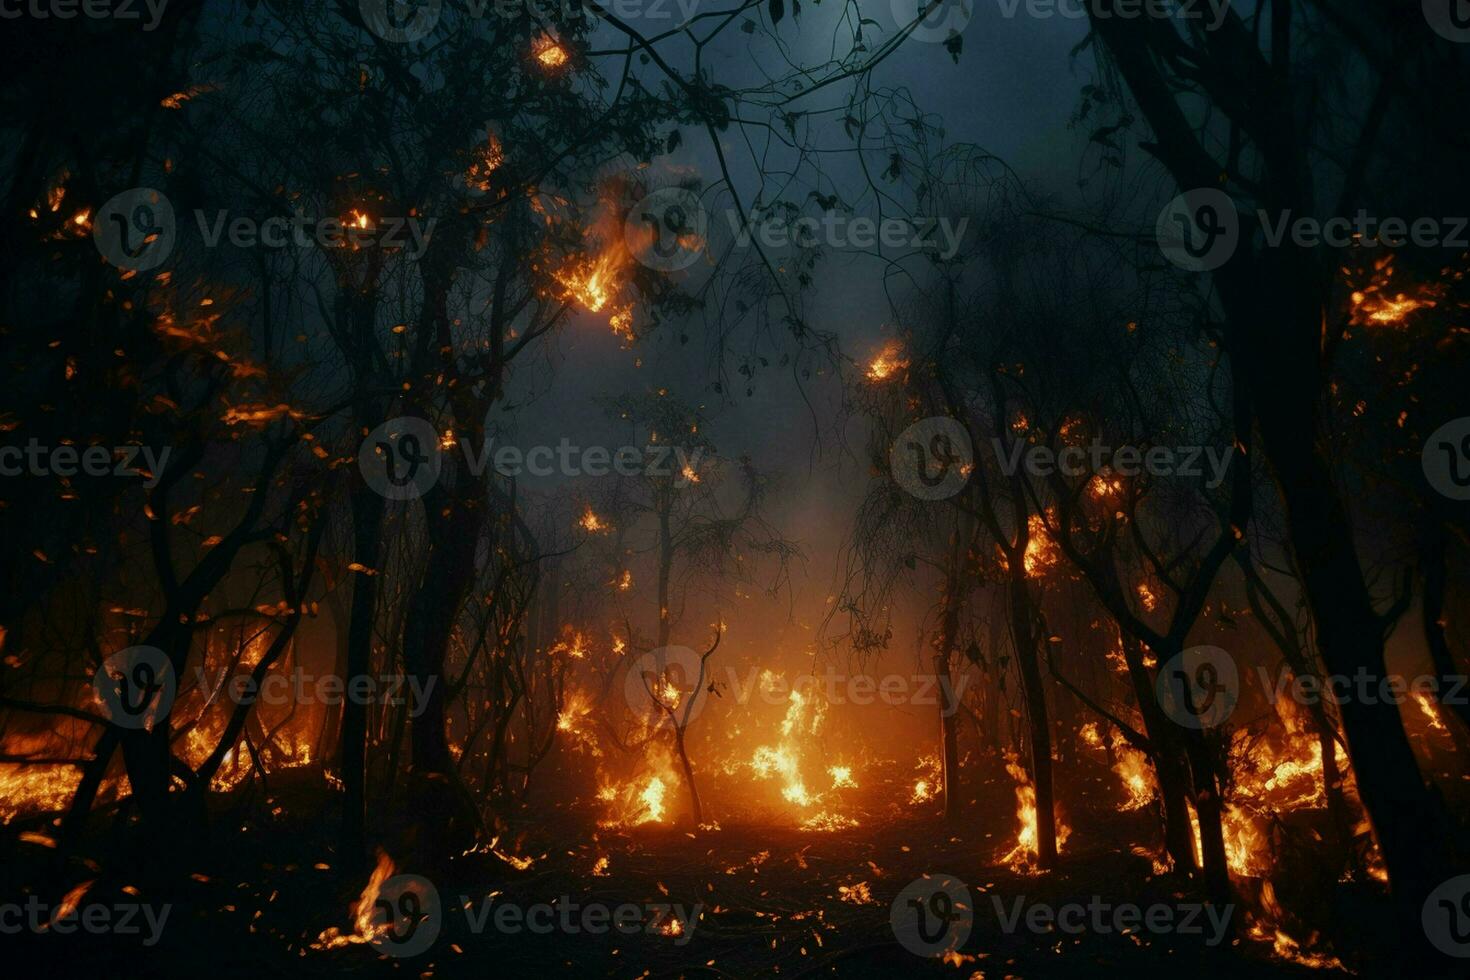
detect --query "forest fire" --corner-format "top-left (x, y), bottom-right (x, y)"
top-left (4, 7), bottom-right (1467, 979)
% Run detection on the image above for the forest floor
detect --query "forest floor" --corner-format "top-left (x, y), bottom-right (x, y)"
top-left (1, 758), bottom-right (1396, 978)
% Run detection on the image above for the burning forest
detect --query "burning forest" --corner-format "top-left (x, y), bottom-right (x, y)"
top-left (3, 2), bottom-right (1470, 978)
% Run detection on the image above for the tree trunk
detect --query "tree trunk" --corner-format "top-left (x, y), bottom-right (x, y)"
top-left (1009, 574), bottom-right (1057, 868)
top-left (341, 481), bottom-right (384, 861)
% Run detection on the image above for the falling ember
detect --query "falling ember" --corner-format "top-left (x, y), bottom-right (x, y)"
top-left (865, 341), bottom-right (909, 382)
top-left (312, 851), bottom-right (397, 950)
top-left (42, 880), bottom-right (96, 931)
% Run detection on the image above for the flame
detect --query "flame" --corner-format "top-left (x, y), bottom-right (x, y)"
top-left (1346, 254), bottom-right (1444, 327)
top-left (43, 881), bottom-right (96, 931)
top-left (866, 342), bottom-right (909, 381)
top-left (466, 135), bottom-right (504, 191)
top-left (578, 506), bottom-right (608, 533)
top-left (313, 851), bottom-right (397, 949)
top-left (534, 35), bottom-right (569, 68)
top-left (909, 753), bottom-right (941, 804)
top-left (1136, 581), bottom-right (1158, 612)
top-left (1088, 473), bottom-right (1124, 500)
top-left (1000, 752), bottom-right (1070, 872)
top-left (1413, 690), bottom-right (1448, 733)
